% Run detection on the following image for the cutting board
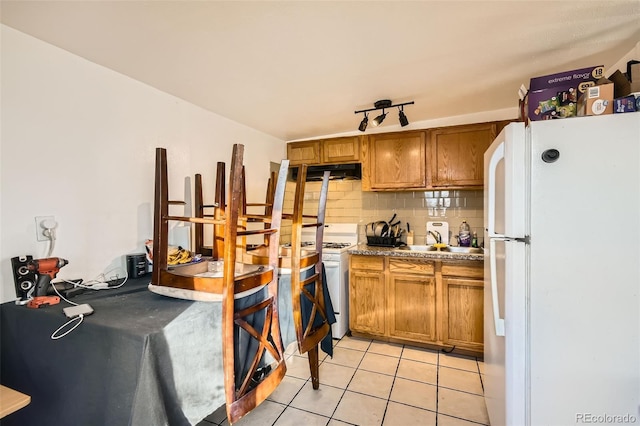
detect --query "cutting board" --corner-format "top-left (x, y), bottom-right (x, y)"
top-left (426, 221), bottom-right (449, 245)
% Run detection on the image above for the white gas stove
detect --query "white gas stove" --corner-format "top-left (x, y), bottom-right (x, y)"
top-left (296, 223), bottom-right (358, 339)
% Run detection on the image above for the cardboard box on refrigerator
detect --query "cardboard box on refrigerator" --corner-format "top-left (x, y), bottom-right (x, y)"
top-left (613, 94), bottom-right (638, 113)
top-left (577, 78), bottom-right (614, 116)
top-left (609, 70), bottom-right (640, 98)
top-left (527, 65), bottom-right (604, 121)
top-left (609, 61), bottom-right (640, 98)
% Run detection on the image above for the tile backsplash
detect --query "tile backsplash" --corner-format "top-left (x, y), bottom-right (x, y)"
top-left (278, 180), bottom-right (484, 246)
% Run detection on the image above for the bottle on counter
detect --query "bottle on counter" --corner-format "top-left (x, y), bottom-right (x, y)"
top-left (458, 220), bottom-right (471, 247)
top-left (471, 231), bottom-right (478, 248)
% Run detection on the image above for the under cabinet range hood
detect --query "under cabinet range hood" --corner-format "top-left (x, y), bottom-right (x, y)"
top-left (290, 163), bottom-right (361, 181)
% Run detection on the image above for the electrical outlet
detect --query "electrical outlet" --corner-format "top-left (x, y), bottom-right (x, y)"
top-left (35, 216), bottom-right (56, 241)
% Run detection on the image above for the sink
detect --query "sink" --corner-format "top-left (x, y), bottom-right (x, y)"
top-left (396, 245), bottom-right (438, 252)
top-left (440, 246), bottom-right (484, 254)
top-left (396, 245), bottom-right (483, 254)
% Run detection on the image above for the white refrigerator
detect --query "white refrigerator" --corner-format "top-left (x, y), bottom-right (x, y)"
top-left (484, 113), bottom-right (640, 426)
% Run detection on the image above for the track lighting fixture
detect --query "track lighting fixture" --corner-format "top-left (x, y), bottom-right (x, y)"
top-left (354, 99), bottom-right (414, 131)
top-left (398, 105), bottom-right (409, 127)
top-left (358, 112), bottom-right (369, 132)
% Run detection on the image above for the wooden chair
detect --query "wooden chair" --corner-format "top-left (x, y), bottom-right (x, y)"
top-left (150, 145), bottom-right (290, 424)
top-left (194, 162), bottom-right (226, 258)
top-left (193, 159), bottom-right (332, 390)
top-left (242, 165), bottom-right (332, 389)
top-left (195, 166), bottom-right (277, 257)
top-left (288, 165), bottom-right (331, 389)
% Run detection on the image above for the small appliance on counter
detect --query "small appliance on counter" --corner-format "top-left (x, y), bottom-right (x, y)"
top-left (426, 221), bottom-right (449, 245)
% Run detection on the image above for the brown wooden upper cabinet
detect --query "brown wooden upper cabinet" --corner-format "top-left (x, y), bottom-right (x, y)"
top-left (290, 119), bottom-right (514, 190)
top-left (428, 122), bottom-right (497, 188)
top-left (287, 140), bottom-right (321, 165)
top-left (322, 136), bottom-right (360, 164)
top-left (363, 130), bottom-right (427, 191)
top-left (287, 136), bottom-right (359, 166)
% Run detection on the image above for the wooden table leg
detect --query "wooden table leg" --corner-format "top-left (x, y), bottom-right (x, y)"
top-left (308, 345), bottom-right (320, 390)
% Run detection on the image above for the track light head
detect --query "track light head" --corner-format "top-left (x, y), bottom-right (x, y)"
top-left (372, 110), bottom-right (387, 127)
top-left (398, 107), bottom-right (409, 127)
top-left (358, 113), bottom-right (368, 132)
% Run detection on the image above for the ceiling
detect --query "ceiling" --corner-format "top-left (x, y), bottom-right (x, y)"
top-left (2, 1), bottom-right (639, 141)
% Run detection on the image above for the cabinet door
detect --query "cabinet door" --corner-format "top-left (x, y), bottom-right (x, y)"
top-left (442, 277), bottom-right (484, 351)
top-left (322, 136), bottom-right (360, 163)
top-left (368, 131), bottom-right (426, 190)
top-left (388, 273), bottom-right (437, 342)
top-left (429, 123), bottom-right (496, 187)
top-left (349, 270), bottom-right (386, 336)
top-left (287, 141), bottom-right (321, 165)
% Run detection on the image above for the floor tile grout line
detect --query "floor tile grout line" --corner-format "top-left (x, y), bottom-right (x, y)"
top-left (380, 343), bottom-right (407, 426)
top-left (435, 350), bottom-right (440, 425)
top-left (270, 372), bottom-right (313, 426)
top-left (275, 340), bottom-right (369, 425)
top-left (324, 344), bottom-right (367, 424)
top-left (303, 337), bottom-right (376, 424)
top-left (438, 412), bottom-right (490, 426)
top-left (476, 358), bottom-right (486, 394)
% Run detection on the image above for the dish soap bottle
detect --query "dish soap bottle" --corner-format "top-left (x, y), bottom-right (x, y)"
top-left (458, 220), bottom-right (471, 247)
top-left (471, 231), bottom-right (478, 248)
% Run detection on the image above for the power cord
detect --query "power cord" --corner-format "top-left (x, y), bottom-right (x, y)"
top-left (50, 278), bottom-right (78, 306)
top-left (47, 266), bottom-right (128, 340)
top-left (41, 220), bottom-right (57, 258)
top-left (51, 314), bottom-right (84, 340)
top-left (30, 262), bottom-right (131, 339)
top-left (59, 267), bottom-right (129, 291)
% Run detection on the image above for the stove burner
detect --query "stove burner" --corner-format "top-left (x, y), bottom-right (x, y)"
top-left (323, 242), bottom-right (352, 249)
top-left (283, 241), bottom-right (315, 248)
top-left (282, 241), bottom-right (353, 250)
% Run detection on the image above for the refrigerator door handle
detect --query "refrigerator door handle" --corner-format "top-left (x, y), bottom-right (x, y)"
top-left (489, 238), bottom-right (506, 336)
top-left (487, 141), bottom-right (504, 238)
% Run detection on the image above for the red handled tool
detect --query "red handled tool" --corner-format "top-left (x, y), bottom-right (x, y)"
top-left (27, 257), bottom-right (69, 297)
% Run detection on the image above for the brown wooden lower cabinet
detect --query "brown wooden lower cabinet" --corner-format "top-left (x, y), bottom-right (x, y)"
top-left (349, 254), bottom-right (484, 356)
top-left (442, 277), bottom-right (484, 352)
top-left (389, 272), bottom-right (437, 342)
top-left (349, 256), bottom-right (386, 336)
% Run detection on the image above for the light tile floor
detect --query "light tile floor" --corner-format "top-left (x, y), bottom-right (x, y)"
top-left (198, 336), bottom-right (489, 426)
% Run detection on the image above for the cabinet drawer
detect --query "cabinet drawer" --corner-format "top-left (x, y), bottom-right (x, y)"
top-left (389, 258), bottom-right (434, 275)
top-left (442, 262), bottom-right (483, 279)
top-left (350, 255), bottom-right (384, 271)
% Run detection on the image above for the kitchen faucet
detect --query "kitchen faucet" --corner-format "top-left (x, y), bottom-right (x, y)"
top-left (428, 230), bottom-right (442, 244)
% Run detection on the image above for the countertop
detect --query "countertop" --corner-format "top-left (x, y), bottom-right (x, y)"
top-left (348, 244), bottom-right (484, 262)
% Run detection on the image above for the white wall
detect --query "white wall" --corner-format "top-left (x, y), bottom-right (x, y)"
top-left (0, 25), bottom-right (285, 303)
